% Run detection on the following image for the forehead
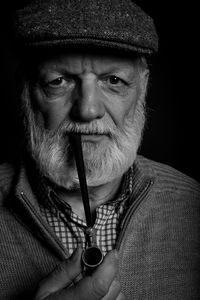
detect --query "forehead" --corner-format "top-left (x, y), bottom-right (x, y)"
top-left (37, 51), bottom-right (138, 75)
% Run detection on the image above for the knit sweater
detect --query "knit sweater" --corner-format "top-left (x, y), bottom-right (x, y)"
top-left (0, 155), bottom-right (199, 299)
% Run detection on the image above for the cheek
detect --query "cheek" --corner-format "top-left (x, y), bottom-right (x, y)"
top-left (106, 89), bottom-right (139, 128)
top-left (44, 103), bottom-right (68, 130)
top-left (31, 89), bottom-right (71, 130)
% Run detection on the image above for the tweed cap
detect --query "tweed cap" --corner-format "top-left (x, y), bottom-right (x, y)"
top-left (14, 0), bottom-right (158, 56)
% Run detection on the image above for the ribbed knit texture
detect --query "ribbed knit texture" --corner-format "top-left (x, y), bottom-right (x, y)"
top-left (14, 0), bottom-right (158, 55)
top-left (0, 156), bottom-right (199, 299)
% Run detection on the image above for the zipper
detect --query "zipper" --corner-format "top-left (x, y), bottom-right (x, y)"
top-left (20, 178), bottom-right (154, 256)
top-left (20, 191), bottom-right (68, 259)
top-left (116, 178), bottom-right (154, 250)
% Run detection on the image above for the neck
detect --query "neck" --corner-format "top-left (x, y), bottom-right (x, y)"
top-left (58, 176), bottom-right (123, 222)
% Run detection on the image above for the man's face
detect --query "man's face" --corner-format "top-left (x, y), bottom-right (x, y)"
top-left (23, 52), bottom-right (148, 190)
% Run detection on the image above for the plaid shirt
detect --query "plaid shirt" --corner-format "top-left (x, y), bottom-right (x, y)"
top-left (38, 167), bottom-right (134, 255)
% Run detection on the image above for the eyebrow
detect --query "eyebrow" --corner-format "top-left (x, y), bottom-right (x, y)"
top-left (99, 66), bottom-right (137, 79)
top-left (40, 61), bottom-right (136, 77)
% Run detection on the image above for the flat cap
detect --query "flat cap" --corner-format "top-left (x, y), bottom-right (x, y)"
top-left (14, 0), bottom-right (158, 56)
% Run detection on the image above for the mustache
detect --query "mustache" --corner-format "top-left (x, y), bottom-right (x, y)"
top-left (51, 119), bottom-right (119, 137)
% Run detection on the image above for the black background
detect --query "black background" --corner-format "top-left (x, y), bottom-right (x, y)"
top-left (0, 1), bottom-right (199, 182)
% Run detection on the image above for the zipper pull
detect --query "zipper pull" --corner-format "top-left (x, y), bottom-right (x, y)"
top-left (82, 227), bottom-right (104, 274)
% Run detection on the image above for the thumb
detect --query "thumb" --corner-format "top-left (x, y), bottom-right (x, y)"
top-left (35, 246), bottom-right (82, 300)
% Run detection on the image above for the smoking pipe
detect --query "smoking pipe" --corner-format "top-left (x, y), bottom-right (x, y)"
top-left (70, 134), bottom-right (104, 273)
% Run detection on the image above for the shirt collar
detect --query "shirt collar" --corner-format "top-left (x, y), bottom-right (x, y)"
top-left (36, 165), bottom-right (135, 211)
top-left (13, 155), bottom-right (155, 212)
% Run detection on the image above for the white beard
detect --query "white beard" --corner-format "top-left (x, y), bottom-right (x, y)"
top-left (22, 85), bottom-right (146, 190)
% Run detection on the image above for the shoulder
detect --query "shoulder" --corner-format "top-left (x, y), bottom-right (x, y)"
top-left (133, 156), bottom-right (200, 236)
top-left (136, 155), bottom-right (200, 197)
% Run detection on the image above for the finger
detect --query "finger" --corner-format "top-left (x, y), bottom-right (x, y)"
top-left (101, 279), bottom-right (121, 300)
top-left (91, 250), bottom-right (119, 294)
top-left (72, 250), bottom-right (119, 300)
top-left (35, 246), bottom-right (82, 300)
top-left (116, 292), bottom-right (127, 300)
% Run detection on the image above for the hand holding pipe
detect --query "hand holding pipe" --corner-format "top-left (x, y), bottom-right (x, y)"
top-left (70, 134), bottom-right (104, 273)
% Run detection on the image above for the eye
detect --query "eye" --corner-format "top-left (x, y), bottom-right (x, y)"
top-left (108, 76), bottom-right (122, 85)
top-left (47, 77), bottom-right (65, 87)
top-left (105, 75), bottom-right (128, 87)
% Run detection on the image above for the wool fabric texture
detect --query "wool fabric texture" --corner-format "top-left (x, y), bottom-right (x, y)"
top-left (14, 0), bottom-right (158, 55)
top-left (0, 156), bottom-right (200, 298)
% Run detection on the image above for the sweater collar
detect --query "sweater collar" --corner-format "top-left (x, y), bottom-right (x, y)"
top-left (12, 155), bottom-right (155, 208)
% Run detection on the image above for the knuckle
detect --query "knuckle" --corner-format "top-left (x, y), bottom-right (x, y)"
top-left (50, 261), bottom-right (73, 284)
top-left (92, 277), bottom-right (109, 298)
top-left (52, 262), bottom-right (69, 278)
top-left (54, 262), bottom-right (66, 274)
top-left (108, 280), bottom-right (122, 299)
top-left (112, 279), bottom-right (121, 292)
top-left (101, 280), bottom-right (123, 300)
top-left (53, 259), bottom-right (77, 277)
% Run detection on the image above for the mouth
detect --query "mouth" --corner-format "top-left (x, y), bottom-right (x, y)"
top-left (65, 131), bottom-right (111, 144)
top-left (81, 133), bottom-right (107, 142)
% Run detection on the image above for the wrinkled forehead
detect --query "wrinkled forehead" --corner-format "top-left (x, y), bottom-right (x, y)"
top-left (40, 52), bottom-right (140, 72)
top-left (22, 48), bottom-right (145, 77)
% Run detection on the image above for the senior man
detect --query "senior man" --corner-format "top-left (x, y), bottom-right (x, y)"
top-left (0, 0), bottom-right (200, 299)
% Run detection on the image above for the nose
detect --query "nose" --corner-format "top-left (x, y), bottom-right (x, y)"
top-left (70, 78), bottom-right (105, 122)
